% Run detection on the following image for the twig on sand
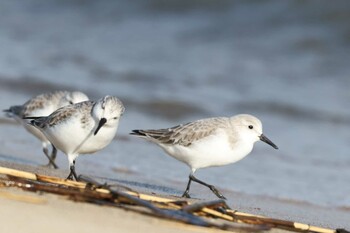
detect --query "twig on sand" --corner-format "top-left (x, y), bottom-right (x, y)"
top-left (0, 166), bottom-right (348, 233)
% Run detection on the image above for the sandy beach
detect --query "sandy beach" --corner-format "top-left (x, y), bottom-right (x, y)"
top-left (1, 1), bottom-right (350, 232)
top-left (0, 160), bottom-right (349, 233)
top-left (0, 121), bottom-right (349, 231)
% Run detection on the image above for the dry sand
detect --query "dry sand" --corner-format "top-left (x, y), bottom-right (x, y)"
top-left (0, 188), bottom-right (226, 233)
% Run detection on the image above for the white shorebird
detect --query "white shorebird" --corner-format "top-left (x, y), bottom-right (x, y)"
top-left (131, 114), bottom-right (278, 199)
top-left (3, 91), bottom-right (89, 168)
top-left (28, 96), bottom-right (125, 180)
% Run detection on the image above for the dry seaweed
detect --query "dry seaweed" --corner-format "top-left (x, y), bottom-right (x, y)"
top-left (0, 167), bottom-right (265, 232)
top-left (0, 166), bottom-right (348, 233)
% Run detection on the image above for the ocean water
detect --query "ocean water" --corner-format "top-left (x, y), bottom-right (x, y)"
top-left (0, 0), bottom-right (350, 208)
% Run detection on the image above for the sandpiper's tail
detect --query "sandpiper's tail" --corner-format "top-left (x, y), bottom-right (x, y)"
top-left (130, 129), bottom-right (147, 137)
top-left (3, 105), bottom-right (22, 117)
top-left (24, 116), bottom-right (47, 129)
top-left (23, 116), bottom-right (44, 120)
top-left (130, 129), bottom-right (171, 142)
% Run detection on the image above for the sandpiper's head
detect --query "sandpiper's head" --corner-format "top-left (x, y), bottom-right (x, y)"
top-left (230, 114), bottom-right (278, 149)
top-left (92, 96), bottom-right (125, 135)
top-left (60, 91), bottom-right (89, 106)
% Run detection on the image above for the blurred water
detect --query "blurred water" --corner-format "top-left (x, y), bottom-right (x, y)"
top-left (0, 0), bottom-right (350, 208)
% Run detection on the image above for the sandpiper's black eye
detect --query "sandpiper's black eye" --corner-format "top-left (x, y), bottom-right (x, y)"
top-left (69, 101), bottom-right (74, 104)
top-left (248, 125), bottom-right (253, 129)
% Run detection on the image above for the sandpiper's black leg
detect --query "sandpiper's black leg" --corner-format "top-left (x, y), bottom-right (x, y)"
top-left (66, 160), bottom-right (78, 180)
top-left (50, 145), bottom-right (58, 169)
top-left (182, 176), bottom-right (192, 198)
top-left (189, 174), bottom-right (226, 200)
top-left (43, 146), bottom-right (59, 169)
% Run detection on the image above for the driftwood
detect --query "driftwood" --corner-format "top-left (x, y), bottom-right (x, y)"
top-left (0, 166), bottom-right (348, 233)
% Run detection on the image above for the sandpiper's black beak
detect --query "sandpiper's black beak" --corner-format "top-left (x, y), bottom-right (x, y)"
top-left (259, 134), bottom-right (278, 149)
top-left (94, 118), bottom-right (107, 136)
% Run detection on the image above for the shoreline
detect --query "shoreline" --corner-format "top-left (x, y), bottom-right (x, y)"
top-left (0, 160), bottom-right (349, 232)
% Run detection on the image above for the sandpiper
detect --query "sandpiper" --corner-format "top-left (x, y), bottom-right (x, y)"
top-left (4, 91), bottom-right (89, 168)
top-left (29, 96), bottom-right (125, 180)
top-left (131, 114), bottom-right (278, 199)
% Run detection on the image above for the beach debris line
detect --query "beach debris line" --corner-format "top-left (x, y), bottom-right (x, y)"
top-left (0, 166), bottom-right (348, 233)
top-left (0, 167), bottom-right (266, 233)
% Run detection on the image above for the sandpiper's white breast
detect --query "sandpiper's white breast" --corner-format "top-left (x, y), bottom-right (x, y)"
top-left (76, 122), bottom-right (119, 154)
top-left (160, 128), bottom-right (254, 170)
top-left (44, 114), bottom-right (119, 155)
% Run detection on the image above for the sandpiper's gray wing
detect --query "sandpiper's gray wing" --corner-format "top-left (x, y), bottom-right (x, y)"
top-left (131, 117), bottom-right (227, 146)
top-left (29, 105), bottom-right (74, 129)
top-left (29, 101), bottom-right (92, 129)
top-left (47, 101), bottom-right (95, 127)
